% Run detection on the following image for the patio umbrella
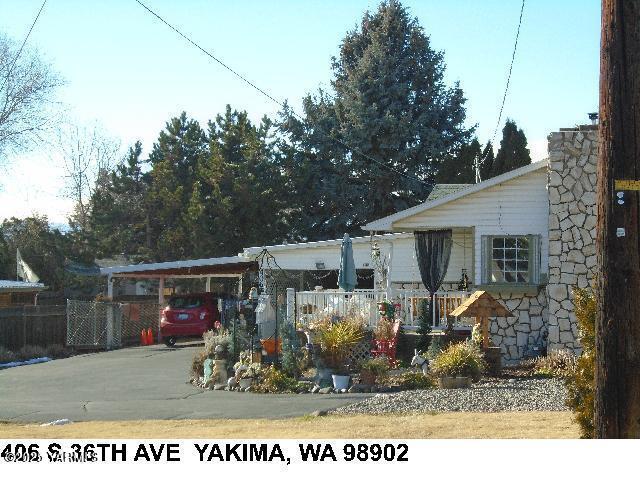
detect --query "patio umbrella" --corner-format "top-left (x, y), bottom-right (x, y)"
top-left (337, 233), bottom-right (357, 292)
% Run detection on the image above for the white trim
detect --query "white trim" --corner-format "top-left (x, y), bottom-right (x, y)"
top-left (363, 160), bottom-right (549, 231)
top-left (242, 232), bottom-right (412, 256)
top-left (99, 256), bottom-right (254, 276)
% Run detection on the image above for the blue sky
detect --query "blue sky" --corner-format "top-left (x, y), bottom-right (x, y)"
top-left (0, 0), bottom-right (600, 224)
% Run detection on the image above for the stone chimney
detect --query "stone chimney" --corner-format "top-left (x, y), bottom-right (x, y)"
top-left (546, 125), bottom-right (598, 353)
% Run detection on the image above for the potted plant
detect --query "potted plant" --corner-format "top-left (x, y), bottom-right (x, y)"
top-left (358, 357), bottom-right (390, 385)
top-left (317, 316), bottom-right (365, 389)
top-left (430, 341), bottom-right (487, 388)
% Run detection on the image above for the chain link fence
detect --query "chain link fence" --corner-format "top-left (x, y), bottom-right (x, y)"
top-left (67, 300), bottom-right (161, 349)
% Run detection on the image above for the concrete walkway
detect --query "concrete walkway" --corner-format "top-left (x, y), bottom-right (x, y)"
top-left (0, 343), bottom-right (370, 423)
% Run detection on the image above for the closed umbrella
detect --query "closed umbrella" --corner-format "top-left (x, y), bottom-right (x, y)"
top-left (337, 233), bottom-right (357, 292)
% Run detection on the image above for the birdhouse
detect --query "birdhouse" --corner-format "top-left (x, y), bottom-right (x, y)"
top-left (449, 290), bottom-right (514, 349)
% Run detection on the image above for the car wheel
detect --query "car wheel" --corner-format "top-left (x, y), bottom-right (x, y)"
top-left (164, 336), bottom-right (177, 347)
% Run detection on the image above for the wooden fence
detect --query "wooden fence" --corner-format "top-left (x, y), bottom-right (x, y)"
top-left (0, 305), bottom-right (66, 350)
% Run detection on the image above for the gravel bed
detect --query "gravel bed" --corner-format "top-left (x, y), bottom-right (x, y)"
top-left (331, 378), bottom-right (569, 414)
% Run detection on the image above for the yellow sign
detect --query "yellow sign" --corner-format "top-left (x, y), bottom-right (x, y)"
top-left (615, 179), bottom-right (640, 191)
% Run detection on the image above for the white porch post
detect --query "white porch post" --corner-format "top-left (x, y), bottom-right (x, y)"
top-left (237, 275), bottom-right (243, 298)
top-left (205, 277), bottom-right (211, 292)
top-left (386, 241), bottom-right (394, 299)
top-left (158, 277), bottom-right (165, 342)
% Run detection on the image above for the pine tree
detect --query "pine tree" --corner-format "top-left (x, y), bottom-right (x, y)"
top-left (490, 119), bottom-right (531, 177)
top-left (416, 299), bottom-right (432, 352)
top-left (278, 0), bottom-right (473, 239)
top-left (436, 138), bottom-right (481, 184)
top-left (479, 141), bottom-right (495, 181)
top-left (146, 112), bottom-right (208, 260)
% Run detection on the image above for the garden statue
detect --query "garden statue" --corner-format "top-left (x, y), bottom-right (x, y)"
top-left (411, 349), bottom-right (429, 376)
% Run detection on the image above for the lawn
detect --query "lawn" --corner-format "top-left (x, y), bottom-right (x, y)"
top-left (0, 411), bottom-right (579, 439)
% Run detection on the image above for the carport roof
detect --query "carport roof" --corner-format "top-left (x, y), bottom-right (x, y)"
top-left (100, 255), bottom-right (257, 278)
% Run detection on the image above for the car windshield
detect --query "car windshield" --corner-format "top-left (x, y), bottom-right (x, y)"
top-left (168, 296), bottom-right (204, 309)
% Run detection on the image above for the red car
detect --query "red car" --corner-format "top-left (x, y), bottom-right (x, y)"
top-left (160, 293), bottom-right (223, 346)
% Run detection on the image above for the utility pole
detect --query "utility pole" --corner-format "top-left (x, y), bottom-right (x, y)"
top-left (595, 0), bottom-right (640, 438)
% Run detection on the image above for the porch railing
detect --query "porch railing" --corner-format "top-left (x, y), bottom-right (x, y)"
top-left (395, 290), bottom-right (470, 329)
top-left (292, 289), bottom-right (470, 330)
top-left (294, 289), bottom-right (386, 329)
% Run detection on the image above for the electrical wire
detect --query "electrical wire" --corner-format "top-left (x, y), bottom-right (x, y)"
top-left (133, 0), bottom-right (429, 188)
top-left (0, 0), bottom-right (47, 92)
top-left (477, 0), bottom-right (526, 173)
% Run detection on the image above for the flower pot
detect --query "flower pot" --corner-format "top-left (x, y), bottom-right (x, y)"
top-left (239, 377), bottom-right (253, 389)
top-left (332, 374), bottom-right (350, 390)
top-left (438, 376), bottom-right (472, 389)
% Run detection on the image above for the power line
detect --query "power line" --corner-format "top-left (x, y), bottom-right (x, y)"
top-left (133, 0), bottom-right (429, 187)
top-left (0, 0), bottom-right (48, 92)
top-left (476, 0), bottom-right (526, 177)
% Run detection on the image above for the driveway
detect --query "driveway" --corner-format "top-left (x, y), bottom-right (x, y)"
top-left (0, 343), bottom-right (370, 423)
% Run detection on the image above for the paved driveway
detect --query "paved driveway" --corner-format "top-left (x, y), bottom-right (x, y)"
top-left (0, 343), bottom-right (369, 423)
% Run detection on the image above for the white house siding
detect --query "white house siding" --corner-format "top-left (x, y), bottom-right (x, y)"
top-left (244, 230), bottom-right (473, 289)
top-left (389, 167), bottom-right (550, 286)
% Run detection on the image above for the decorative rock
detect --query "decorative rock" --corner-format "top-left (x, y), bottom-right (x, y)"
top-left (310, 410), bottom-right (328, 417)
top-left (213, 384), bottom-right (226, 390)
top-left (318, 387), bottom-right (333, 394)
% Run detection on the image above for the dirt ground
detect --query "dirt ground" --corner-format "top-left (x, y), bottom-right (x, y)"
top-left (0, 411), bottom-right (579, 439)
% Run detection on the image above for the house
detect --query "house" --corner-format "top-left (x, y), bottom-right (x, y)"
top-left (364, 124), bottom-right (598, 361)
top-left (245, 124), bottom-right (597, 363)
top-left (0, 280), bottom-right (46, 307)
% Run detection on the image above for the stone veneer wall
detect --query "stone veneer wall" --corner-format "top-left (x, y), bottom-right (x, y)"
top-left (546, 126), bottom-right (598, 353)
top-left (490, 290), bottom-right (548, 363)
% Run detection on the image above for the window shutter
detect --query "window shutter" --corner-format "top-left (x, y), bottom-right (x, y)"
top-left (481, 236), bottom-right (490, 284)
top-left (528, 234), bottom-right (541, 284)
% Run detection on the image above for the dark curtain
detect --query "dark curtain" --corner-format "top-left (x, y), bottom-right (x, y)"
top-left (414, 230), bottom-right (453, 326)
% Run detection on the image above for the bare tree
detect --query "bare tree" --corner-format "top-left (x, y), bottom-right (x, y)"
top-left (58, 122), bottom-right (121, 229)
top-left (0, 33), bottom-right (62, 160)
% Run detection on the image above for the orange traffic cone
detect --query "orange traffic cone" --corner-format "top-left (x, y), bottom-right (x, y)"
top-left (147, 328), bottom-right (154, 345)
top-left (140, 329), bottom-right (147, 346)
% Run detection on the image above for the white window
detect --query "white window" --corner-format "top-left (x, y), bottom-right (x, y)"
top-left (482, 235), bottom-right (540, 285)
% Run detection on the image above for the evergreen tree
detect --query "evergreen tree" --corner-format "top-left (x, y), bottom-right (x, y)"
top-left (479, 141), bottom-right (495, 181)
top-left (146, 112), bottom-right (208, 260)
top-left (86, 141), bottom-right (149, 259)
top-left (204, 107), bottom-right (289, 254)
top-left (278, 0), bottom-right (473, 239)
top-left (416, 298), bottom-right (432, 352)
top-left (436, 138), bottom-right (481, 184)
top-left (490, 119), bottom-right (531, 177)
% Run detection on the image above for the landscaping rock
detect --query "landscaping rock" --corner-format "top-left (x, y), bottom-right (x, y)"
top-left (318, 387), bottom-right (333, 394)
top-left (310, 410), bottom-right (328, 417)
top-left (331, 378), bottom-right (568, 415)
top-left (213, 384), bottom-right (226, 390)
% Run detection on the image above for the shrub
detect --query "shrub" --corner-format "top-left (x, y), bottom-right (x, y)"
top-left (0, 346), bottom-right (17, 363)
top-left (387, 371), bottom-right (436, 390)
top-left (430, 341), bottom-right (486, 381)
top-left (189, 350), bottom-right (208, 382)
top-left (15, 345), bottom-right (48, 361)
top-left (358, 357), bottom-right (390, 384)
top-left (203, 329), bottom-right (232, 357)
top-left (253, 365), bottom-right (307, 393)
top-left (532, 349), bottom-right (577, 378)
top-left (565, 287), bottom-right (595, 438)
top-left (426, 335), bottom-right (445, 360)
top-left (280, 320), bottom-right (303, 378)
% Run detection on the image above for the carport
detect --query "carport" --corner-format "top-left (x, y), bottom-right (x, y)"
top-left (99, 255), bottom-right (258, 340)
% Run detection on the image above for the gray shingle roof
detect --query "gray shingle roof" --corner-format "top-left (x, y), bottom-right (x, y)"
top-left (426, 184), bottom-right (472, 201)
